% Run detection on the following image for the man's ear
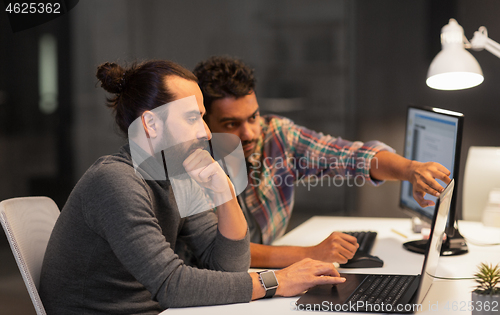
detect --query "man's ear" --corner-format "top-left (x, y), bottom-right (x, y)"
top-left (141, 111), bottom-right (158, 138)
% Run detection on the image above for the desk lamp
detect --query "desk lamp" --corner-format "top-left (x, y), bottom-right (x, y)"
top-left (427, 18), bottom-right (500, 90)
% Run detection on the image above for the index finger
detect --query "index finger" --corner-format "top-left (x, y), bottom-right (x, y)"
top-left (435, 163), bottom-right (451, 177)
top-left (432, 168), bottom-right (451, 185)
top-left (425, 176), bottom-right (449, 195)
top-left (429, 163), bottom-right (451, 186)
top-left (313, 261), bottom-right (341, 278)
top-left (314, 276), bottom-right (347, 286)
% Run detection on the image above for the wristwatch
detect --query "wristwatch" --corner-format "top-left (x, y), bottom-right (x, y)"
top-left (257, 270), bottom-right (279, 298)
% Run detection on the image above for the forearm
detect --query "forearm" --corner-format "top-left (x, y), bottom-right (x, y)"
top-left (250, 243), bottom-right (308, 268)
top-left (250, 258), bottom-right (347, 300)
top-left (160, 267), bottom-right (253, 307)
top-left (214, 181), bottom-right (248, 240)
top-left (370, 151), bottom-right (413, 181)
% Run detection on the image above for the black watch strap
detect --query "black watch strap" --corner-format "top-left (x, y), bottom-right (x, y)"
top-left (257, 270), bottom-right (278, 298)
top-left (264, 286), bottom-right (276, 298)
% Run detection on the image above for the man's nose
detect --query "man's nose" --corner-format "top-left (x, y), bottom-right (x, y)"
top-left (197, 120), bottom-right (212, 140)
top-left (240, 122), bottom-right (255, 141)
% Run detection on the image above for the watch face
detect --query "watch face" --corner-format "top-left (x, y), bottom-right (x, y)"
top-left (260, 271), bottom-right (278, 289)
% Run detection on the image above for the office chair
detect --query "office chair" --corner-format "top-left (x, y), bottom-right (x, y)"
top-left (0, 197), bottom-right (60, 315)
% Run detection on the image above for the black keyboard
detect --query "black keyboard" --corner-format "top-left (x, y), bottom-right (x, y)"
top-left (346, 231), bottom-right (377, 253)
top-left (345, 275), bottom-right (418, 308)
top-left (339, 231), bottom-right (384, 268)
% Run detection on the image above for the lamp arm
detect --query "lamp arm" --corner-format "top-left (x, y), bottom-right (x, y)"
top-left (484, 38), bottom-right (500, 59)
top-left (470, 26), bottom-right (500, 59)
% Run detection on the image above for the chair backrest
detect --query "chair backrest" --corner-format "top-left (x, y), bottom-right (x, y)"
top-left (0, 197), bottom-right (60, 315)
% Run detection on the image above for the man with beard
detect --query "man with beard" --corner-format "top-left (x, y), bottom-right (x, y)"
top-left (193, 56), bottom-right (451, 269)
top-left (127, 95), bottom-right (233, 218)
top-left (39, 60), bottom-right (347, 314)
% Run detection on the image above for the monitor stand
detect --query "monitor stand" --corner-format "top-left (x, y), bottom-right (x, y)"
top-left (403, 220), bottom-right (468, 256)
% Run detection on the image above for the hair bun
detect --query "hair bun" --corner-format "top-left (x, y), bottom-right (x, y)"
top-left (96, 62), bottom-right (126, 94)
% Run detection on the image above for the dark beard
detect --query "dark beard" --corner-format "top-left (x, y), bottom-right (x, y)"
top-left (161, 138), bottom-right (211, 177)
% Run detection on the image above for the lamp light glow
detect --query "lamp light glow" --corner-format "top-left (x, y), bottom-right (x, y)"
top-left (426, 72), bottom-right (484, 91)
top-left (427, 19), bottom-right (484, 90)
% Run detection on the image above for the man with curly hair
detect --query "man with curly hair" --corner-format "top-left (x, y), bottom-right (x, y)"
top-left (193, 56), bottom-right (451, 268)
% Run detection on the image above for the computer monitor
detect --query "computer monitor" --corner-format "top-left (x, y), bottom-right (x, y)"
top-left (399, 106), bottom-right (468, 256)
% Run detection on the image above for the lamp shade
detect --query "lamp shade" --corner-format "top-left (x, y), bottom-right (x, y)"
top-left (426, 19), bottom-right (484, 90)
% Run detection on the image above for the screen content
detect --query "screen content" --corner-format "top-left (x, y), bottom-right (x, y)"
top-left (400, 107), bottom-right (459, 220)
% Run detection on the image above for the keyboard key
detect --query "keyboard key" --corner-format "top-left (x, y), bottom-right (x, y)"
top-left (345, 275), bottom-right (418, 307)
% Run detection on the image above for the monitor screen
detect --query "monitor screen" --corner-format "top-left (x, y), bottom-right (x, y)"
top-left (399, 106), bottom-right (463, 223)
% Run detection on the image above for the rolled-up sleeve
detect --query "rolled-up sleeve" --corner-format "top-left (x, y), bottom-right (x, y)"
top-left (279, 117), bottom-right (396, 185)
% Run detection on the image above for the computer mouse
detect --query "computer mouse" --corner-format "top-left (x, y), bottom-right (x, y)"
top-left (339, 254), bottom-right (384, 268)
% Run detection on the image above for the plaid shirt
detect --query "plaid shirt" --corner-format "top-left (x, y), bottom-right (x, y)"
top-left (244, 115), bottom-right (395, 245)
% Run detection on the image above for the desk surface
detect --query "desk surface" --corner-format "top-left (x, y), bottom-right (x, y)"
top-left (162, 216), bottom-right (500, 315)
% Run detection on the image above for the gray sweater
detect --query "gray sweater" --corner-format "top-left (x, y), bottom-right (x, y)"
top-left (39, 145), bottom-right (253, 314)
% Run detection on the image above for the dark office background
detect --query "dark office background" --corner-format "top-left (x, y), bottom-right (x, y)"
top-left (1, 1), bottom-right (499, 313)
